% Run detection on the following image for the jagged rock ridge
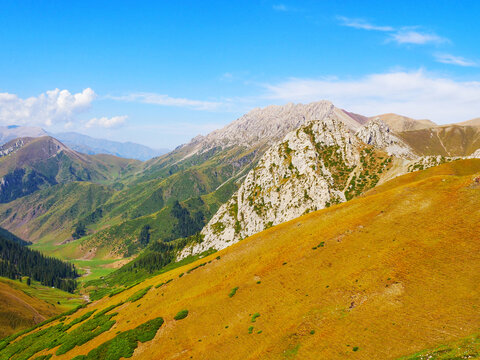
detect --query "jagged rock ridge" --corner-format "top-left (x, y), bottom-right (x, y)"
top-left (179, 101), bottom-right (363, 159)
top-left (181, 111), bottom-right (397, 257)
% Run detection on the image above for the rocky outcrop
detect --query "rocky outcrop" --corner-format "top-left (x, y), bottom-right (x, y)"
top-left (179, 101), bottom-right (363, 159)
top-left (0, 139), bottom-right (26, 157)
top-left (469, 148), bottom-right (480, 158)
top-left (180, 112), bottom-right (397, 258)
top-left (355, 118), bottom-right (416, 159)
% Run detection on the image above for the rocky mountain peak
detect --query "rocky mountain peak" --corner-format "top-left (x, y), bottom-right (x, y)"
top-left (179, 101), bottom-right (366, 159)
top-left (179, 110), bottom-right (393, 258)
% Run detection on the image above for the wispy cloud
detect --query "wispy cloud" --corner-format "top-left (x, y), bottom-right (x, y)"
top-left (272, 4), bottom-right (301, 12)
top-left (86, 115), bottom-right (127, 129)
top-left (272, 4), bottom-right (288, 11)
top-left (337, 16), bottom-right (393, 32)
top-left (261, 70), bottom-right (480, 123)
top-left (110, 93), bottom-right (222, 111)
top-left (338, 16), bottom-right (447, 45)
top-left (390, 31), bottom-right (447, 45)
top-left (435, 53), bottom-right (477, 67)
top-left (0, 88), bottom-right (95, 127)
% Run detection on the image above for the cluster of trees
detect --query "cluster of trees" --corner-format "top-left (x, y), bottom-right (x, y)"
top-left (0, 235), bottom-right (78, 293)
top-left (72, 222), bottom-right (87, 239)
top-left (167, 200), bottom-right (205, 241)
top-left (122, 232), bottom-right (204, 275)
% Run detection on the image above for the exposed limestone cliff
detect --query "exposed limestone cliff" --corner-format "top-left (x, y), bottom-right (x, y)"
top-left (180, 114), bottom-right (398, 257)
top-left (355, 118), bottom-right (416, 159)
top-left (179, 101), bottom-right (362, 159)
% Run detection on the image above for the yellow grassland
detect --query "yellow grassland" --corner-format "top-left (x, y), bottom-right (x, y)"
top-left (10, 159), bottom-right (480, 359)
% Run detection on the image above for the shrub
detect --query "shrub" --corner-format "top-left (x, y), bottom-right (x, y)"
top-left (108, 287), bottom-right (126, 297)
top-left (174, 310), bottom-right (189, 320)
top-left (33, 355), bottom-right (52, 360)
top-left (68, 310), bottom-right (96, 327)
top-left (248, 326), bottom-right (254, 334)
top-left (94, 302), bottom-right (124, 318)
top-left (353, 346), bottom-right (359, 352)
top-left (55, 312), bottom-right (117, 355)
top-left (127, 286), bottom-right (151, 303)
top-left (251, 313), bottom-right (260, 323)
top-left (69, 317), bottom-right (164, 360)
top-left (228, 287), bottom-right (239, 298)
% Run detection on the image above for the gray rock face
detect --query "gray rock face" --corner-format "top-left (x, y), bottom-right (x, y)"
top-left (355, 118), bottom-right (416, 159)
top-left (179, 101), bottom-right (363, 159)
top-left (0, 139), bottom-right (26, 157)
top-left (180, 110), bottom-right (396, 258)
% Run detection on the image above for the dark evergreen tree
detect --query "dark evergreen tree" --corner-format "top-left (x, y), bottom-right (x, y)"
top-left (138, 225), bottom-right (151, 246)
top-left (72, 222), bottom-right (86, 239)
top-left (0, 234), bottom-right (78, 292)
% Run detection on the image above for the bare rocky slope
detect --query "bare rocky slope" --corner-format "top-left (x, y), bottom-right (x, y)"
top-left (181, 107), bottom-right (480, 258)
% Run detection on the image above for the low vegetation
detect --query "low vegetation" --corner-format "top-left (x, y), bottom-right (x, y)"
top-left (126, 286), bottom-right (152, 303)
top-left (70, 317), bottom-right (164, 360)
top-left (228, 287), bottom-right (239, 298)
top-left (174, 310), bottom-right (189, 320)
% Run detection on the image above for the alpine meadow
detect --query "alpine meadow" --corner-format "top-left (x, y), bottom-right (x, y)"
top-left (1, 1), bottom-right (480, 359)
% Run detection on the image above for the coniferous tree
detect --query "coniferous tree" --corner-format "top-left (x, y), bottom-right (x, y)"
top-left (0, 235), bottom-right (78, 292)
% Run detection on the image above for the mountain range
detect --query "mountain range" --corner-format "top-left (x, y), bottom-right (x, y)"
top-left (0, 125), bottom-right (168, 161)
top-left (1, 100), bottom-right (480, 358)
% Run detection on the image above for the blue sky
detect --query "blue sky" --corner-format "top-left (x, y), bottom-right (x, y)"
top-left (1, 1), bottom-right (480, 149)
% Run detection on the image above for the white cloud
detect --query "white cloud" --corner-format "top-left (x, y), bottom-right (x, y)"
top-left (86, 115), bottom-right (127, 129)
top-left (390, 31), bottom-right (447, 45)
top-left (110, 93), bottom-right (222, 111)
top-left (0, 88), bottom-right (95, 126)
top-left (262, 70), bottom-right (480, 123)
top-left (435, 53), bottom-right (477, 67)
top-left (338, 16), bottom-right (447, 45)
top-left (337, 16), bottom-right (393, 32)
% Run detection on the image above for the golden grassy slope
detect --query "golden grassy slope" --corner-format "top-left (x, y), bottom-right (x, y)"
top-left (398, 125), bottom-right (480, 156)
top-left (0, 278), bottom-right (83, 338)
top-left (4, 159), bottom-right (480, 360)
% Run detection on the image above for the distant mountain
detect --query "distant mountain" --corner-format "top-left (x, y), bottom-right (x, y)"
top-left (397, 124), bottom-right (480, 157)
top-left (0, 126), bottom-right (167, 161)
top-left (0, 136), bottom-right (139, 203)
top-left (0, 125), bottom-right (47, 144)
top-left (369, 113), bottom-right (437, 132)
top-left (456, 117), bottom-right (480, 127)
top-left (51, 132), bottom-right (169, 161)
